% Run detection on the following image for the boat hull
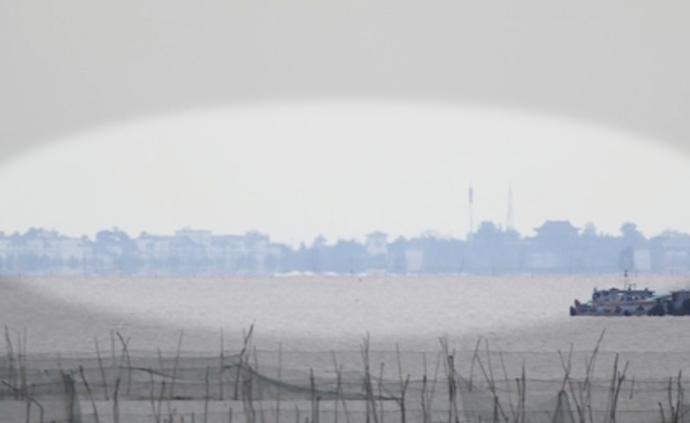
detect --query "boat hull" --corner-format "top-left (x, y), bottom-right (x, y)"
top-left (571, 290), bottom-right (690, 316)
top-left (570, 301), bottom-right (660, 316)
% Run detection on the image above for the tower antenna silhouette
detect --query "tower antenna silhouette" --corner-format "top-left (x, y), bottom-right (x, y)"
top-left (506, 184), bottom-right (514, 231)
top-left (468, 185), bottom-right (475, 240)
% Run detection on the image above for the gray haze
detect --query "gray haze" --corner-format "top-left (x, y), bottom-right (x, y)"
top-left (2, 0), bottom-right (690, 161)
top-left (0, 104), bottom-right (688, 241)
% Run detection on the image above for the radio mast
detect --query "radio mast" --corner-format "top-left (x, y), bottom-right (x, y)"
top-left (468, 185), bottom-right (475, 240)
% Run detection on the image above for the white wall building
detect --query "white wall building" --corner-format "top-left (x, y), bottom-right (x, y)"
top-left (633, 249), bottom-right (652, 272)
top-left (366, 231), bottom-right (388, 256)
top-left (405, 248), bottom-right (424, 273)
top-left (136, 234), bottom-right (172, 260)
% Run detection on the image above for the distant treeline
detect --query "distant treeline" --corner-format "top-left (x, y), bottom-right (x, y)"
top-left (1, 220), bottom-right (689, 275)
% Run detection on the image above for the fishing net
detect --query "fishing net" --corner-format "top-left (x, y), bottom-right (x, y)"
top-left (3, 349), bottom-right (690, 422)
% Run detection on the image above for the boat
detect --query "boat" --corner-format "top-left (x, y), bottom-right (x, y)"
top-left (570, 272), bottom-right (690, 316)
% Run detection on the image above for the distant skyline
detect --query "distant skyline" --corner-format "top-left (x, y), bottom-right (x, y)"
top-left (1, 218), bottom-right (687, 244)
top-left (0, 102), bottom-right (688, 246)
top-left (3, 218), bottom-right (690, 276)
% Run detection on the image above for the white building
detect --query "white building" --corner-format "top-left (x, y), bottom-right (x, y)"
top-left (526, 251), bottom-right (560, 270)
top-left (136, 234), bottom-right (172, 261)
top-left (405, 248), bottom-right (424, 273)
top-left (175, 228), bottom-right (212, 249)
top-left (633, 249), bottom-right (652, 272)
top-left (0, 237), bottom-right (11, 260)
top-left (366, 231), bottom-right (388, 256)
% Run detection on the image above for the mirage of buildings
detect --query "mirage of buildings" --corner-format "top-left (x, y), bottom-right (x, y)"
top-left (0, 221), bottom-right (689, 276)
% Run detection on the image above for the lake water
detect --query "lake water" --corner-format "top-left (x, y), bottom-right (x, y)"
top-left (4, 274), bottom-right (690, 422)
top-left (4, 274), bottom-right (690, 357)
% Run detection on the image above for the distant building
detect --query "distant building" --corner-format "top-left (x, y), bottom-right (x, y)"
top-left (405, 247), bottom-right (424, 273)
top-left (525, 250), bottom-right (560, 270)
top-left (651, 231), bottom-right (690, 272)
top-left (534, 221), bottom-right (579, 246)
top-left (1, 219), bottom-right (689, 275)
top-left (242, 232), bottom-right (272, 273)
top-left (0, 236), bottom-right (11, 259)
top-left (56, 236), bottom-right (92, 271)
top-left (0, 236), bottom-right (11, 272)
top-left (137, 234), bottom-right (171, 258)
top-left (211, 235), bottom-right (248, 272)
top-left (527, 221), bottom-right (580, 271)
top-left (23, 228), bottom-right (60, 257)
top-left (633, 249), bottom-right (652, 272)
top-left (175, 228), bottom-right (212, 249)
top-left (366, 231), bottom-right (388, 256)
top-left (365, 231), bottom-right (389, 271)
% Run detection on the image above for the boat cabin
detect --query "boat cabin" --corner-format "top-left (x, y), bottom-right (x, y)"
top-left (592, 287), bottom-right (654, 304)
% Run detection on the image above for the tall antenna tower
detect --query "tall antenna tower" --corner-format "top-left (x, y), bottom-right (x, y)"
top-left (506, 184), bottom-right (514, 231)
top-left (468, 185), bottom-right (475, 240)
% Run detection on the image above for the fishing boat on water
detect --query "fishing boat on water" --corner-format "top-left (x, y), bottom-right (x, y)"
top-left (570, 272), bottom-right (690, 316)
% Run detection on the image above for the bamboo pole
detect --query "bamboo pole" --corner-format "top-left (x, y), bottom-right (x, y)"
top-left (79, 365), bottom-right (101, 423)
top-left (94, 338), bottom-right (110, 400)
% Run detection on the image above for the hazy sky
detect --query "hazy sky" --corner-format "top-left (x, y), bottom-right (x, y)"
top-left (3, 1), bottom-right (690, 248)
top-left (0, 101), bottom-right (688, 245)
